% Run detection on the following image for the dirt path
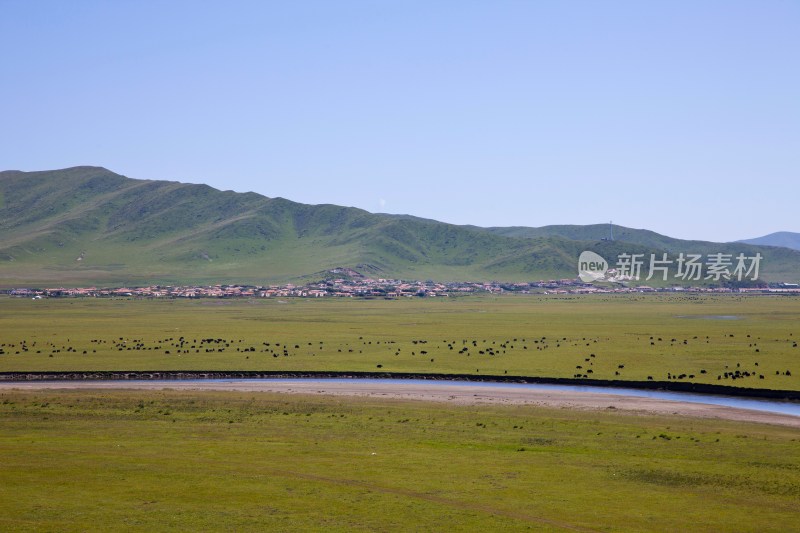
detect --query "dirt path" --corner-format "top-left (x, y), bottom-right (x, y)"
top-left (2, 379), bottom-right (799, 428)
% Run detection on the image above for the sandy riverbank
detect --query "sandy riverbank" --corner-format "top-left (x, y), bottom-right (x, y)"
top-left (3, 379), bottom-right (799, 428)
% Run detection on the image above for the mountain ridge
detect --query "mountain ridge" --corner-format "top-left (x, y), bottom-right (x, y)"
top-left (1, 167), bottom-right (798, 286)
top-left (737, 232), bottom-right (800, 252)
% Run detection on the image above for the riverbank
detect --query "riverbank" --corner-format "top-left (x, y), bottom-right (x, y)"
top-left (3, 376), bottom-right (799, 428)
top-left (3, 370), bottom-right (800, 400)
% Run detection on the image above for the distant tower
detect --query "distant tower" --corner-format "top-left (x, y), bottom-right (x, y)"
top-left (609, 221), bottom-right (614, 241)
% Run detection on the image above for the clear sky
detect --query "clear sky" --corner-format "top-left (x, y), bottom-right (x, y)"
top-left (2, 1), bottom-right (797, 242)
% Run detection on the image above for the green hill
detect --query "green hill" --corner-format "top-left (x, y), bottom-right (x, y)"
top-left (483, 223), bottom-right (736, 251)
top-left (0, 167), bottom-right (798, 286)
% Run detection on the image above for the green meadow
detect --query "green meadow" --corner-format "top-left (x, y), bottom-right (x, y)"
top-left (2, 294), bottom-right (800, 531)
top-left (0, 389), bottom-right (798, 532)
top-left (1, 294), bottom-right (798, 390)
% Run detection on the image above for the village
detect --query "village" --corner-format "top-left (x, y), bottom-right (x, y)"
top-left (6, 269), bottom-right (800, 299)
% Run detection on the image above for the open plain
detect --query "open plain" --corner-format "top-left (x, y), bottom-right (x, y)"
top-left (2, 293), bottom-right (799, 531)
top-left (1, 388), bottom-right (799, 532)
top-left (1, 294), bottom-right (799, 390)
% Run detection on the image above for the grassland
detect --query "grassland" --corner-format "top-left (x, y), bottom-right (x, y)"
top-left (1, 293), bottom-right (799, 391)
top-left (0, 389), bottom-right (798, 532)
top-left (2, 294), bottom-right (799, 531)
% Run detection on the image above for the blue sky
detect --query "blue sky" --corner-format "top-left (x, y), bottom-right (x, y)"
top-left (2, 1), bottom-right (797, 242)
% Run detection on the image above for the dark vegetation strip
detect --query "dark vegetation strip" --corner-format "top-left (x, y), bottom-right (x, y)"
top-left (2, 370), bottom-right (800, 401)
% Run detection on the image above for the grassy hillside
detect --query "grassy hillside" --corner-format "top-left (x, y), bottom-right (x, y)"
top-left (482, 223), bottom-right (688, 247)
top-left (485, 224), bottom-right (797, 262)
top-left (1, 167), bottom-right (798, 286)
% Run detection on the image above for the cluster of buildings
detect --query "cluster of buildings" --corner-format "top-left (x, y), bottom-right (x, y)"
top-left (5, 272), bottom-right (800, 299)
top-left (9, 279), bottom-right (470, 299)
